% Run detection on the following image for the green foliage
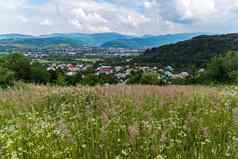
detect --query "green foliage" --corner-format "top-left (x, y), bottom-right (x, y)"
top-left (30, 62), bottom-right (50, 84)
top-left (206, 52), bottom-right (238, 83)
top-left (138, 33), bottom-right (238, 66)
top-left (56, 73), bottom-right (66, 86)
top-left (1, 53), bottom-right (31, 81)
top-left (65, 73), bottom-right (82, 86)
top-left (127, 70), bottom-right (143, 84)
top-left (0, 66), bottom-right (15, 86)
top-left (140, 72), bottom-right (161, 85)
top-left (0, 53), bottom-right (53, 85)
top-left (127, 71), bottom-right (163, 85)
top-left (97, 74), bottom-right (118, 84)
top-left (81, 74), bottom-right (99, 86)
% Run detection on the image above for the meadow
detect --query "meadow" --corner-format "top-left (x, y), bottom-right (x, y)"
top-left (0, 84), bottom-right (237, 159)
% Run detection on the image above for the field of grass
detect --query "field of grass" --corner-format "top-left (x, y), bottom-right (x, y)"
top-left (0, 84), bottom-right (237, 158)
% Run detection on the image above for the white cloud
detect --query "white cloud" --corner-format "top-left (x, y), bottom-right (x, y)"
top-left (40, 19), bottom-right (53, 26)
top-left (71, 8), bottom-right (107, 24)
top-left (144, 1), bottom-right (153, 8)
top-left (18, 16), bottom-right (28, 23)
top-left (1, 0), bottom-right (238, 35)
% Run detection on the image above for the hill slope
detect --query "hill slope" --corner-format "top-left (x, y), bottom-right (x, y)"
top-left (101, 33), bottom-right (201, 48)
top-left (0, 34), bottom-right (34, 40)
top-left (0, 32), bottom-right (201, 50)
top-left (137, 33), bottom-right (238, 66)
top-left (0, 32), bottom-right (133, 49)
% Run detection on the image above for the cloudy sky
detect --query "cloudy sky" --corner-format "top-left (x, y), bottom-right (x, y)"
top-left (1, 0), bottom-right (238, 35)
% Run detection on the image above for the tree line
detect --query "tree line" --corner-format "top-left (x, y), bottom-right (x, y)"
top-left (1, 52), bottom-right (238, 87)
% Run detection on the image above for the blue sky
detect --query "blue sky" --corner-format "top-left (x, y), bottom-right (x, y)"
top-left (29, 0), bottom-right (48, 5)
top-left (1, 0), bottom-right (238, 35)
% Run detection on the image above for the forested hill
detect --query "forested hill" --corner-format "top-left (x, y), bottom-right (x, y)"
top-left (137, 33), bottom-right (238, 66)
top-left (0, 32), bottom-right (200, 49)
top-left (101, 33), bottom-right (201, 48)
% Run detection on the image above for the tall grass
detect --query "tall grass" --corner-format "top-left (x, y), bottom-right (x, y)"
top-left (0, 84), bottom-right (237, 158)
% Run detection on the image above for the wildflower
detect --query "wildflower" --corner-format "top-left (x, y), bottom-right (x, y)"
top-left (212, 148), bottom-right (216, 154)
top-left (128, 124), bottom-right (139, 141)
top-left (184, 112), bottom-right (194, 129)
top-left (232, 136), bottom-right (238, 142)
top-left (91, 118), bottom-right (96, 122)
top-left (154, 154), bottom-right (166, 159)
top-left (225, 152), bottom-right (231, 157)
top-left (115, 155), bottom-right (121, 159)
top-left (121, 149), bottom-right (128, 156)
top-left (200, 127), bottom-right (209, 138)
top-left (101, 111), bottom-right (110, 126)
top-left (81, 144), bottom-right (86, 149)
top-left (10, 151), bottom-right (18, 159)
top-left (160, 130), bottom-right (168, 144)
top-left (6, 139), bottom-right (14, 148)
top-left (232, 107), bottom-right (238, 127)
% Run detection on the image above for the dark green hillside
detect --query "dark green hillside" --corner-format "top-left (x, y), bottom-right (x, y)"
top-left (137, 33), bottom-right (238, 66)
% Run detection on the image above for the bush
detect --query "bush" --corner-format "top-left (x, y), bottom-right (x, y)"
top-left (127, 70), bottom-right (143, 84)
top-left (81, 74), bottom-right (99, 86)
top-left (0, 66), bottom-right (15, 86)
top-left (30, 62), bottom-right (50, 84)
top-left (1, 53), bottom-right (31, 81)
top-left (140, 72), bottom-right (161, 85)
top-left (65, 73), bottom-right (82, 86)
top-left (205, 52), bottom-right (238, 83)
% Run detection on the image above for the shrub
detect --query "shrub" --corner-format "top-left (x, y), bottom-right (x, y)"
top-left (1, 53), bottom-right (31, 81)
top-left (140, 72), bottom-right (161, 85)
top-left (205, 52), bottom-right (238, 83)
top-left (0, 66), bottom-right (15, 86)
top-left (30, 62), bottom-right (50, 84)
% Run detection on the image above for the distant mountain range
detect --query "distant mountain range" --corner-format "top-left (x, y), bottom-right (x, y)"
top-left (0, 32), bottom-right (202, 49)
top-left (101, 33), bottom-right (202, 48)
top-left (0, 34), bottom-right (34, 40)
top-left (136, 33), bottom-right (238, 66)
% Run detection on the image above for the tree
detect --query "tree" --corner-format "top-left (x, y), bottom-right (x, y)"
top-left (30, 62), bottom-right (50, 84)
top-left (98, 74), bottom-right (118, 85)
top-left (127, 70), bottom-right (143, 84)
top-left (140, 72), bottom-right (161, 85)
top-left (81, 74), bottom-right (99, 86)
top-left (56, 73), bottom-right (66, 86)
top-left (0, 67), bottom-right (15, 86)
top-left (1, 53), bottom-right (31, 81)
top-left (206, 52), bottom-right (238, 83)
top-left (65, 73), bottom-right (82, 86)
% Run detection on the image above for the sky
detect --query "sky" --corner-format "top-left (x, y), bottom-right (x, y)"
top-left (1, 0), bottom-right (238, 35)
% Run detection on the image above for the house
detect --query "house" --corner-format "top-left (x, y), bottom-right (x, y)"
top-left (164, 71), bottom-right (173, 78)
top-left (47, 64), bottom-right (57, 71)
top-left (67, 64), bottom-right (79, 72)
top-left (165, 66), bottom-right (174, 72)
top-left (96, 66), bottom-right (113, 75)
top-left (115, 66), bottom-right (123, 72)
top-left (66, 72), bottom-right (77, 76)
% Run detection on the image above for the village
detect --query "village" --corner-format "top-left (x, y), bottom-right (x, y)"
top-left (23, 47), bottom-right (144, 58)
top-left (45, 62), bottom-right (197, 85)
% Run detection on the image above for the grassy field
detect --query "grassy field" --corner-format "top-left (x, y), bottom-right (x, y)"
top-left (0, 84), bottom-right (237, 158)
